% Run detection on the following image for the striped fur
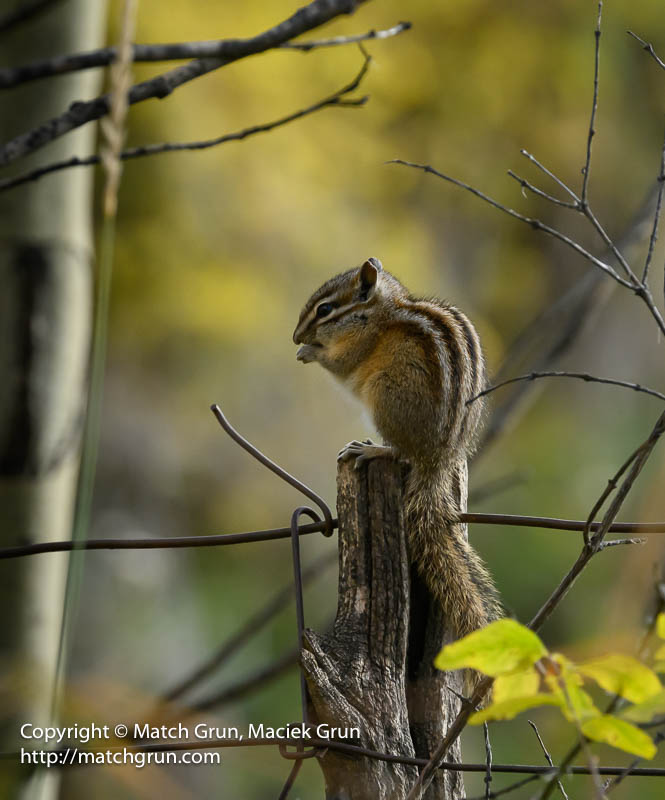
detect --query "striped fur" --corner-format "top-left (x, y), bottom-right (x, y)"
top-left (294, 260), bottom-right (502, 665)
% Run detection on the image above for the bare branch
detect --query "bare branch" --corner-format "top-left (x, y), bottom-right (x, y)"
top-left (528, 720), bottom-right (569, 800)
top-left (0, 0), bottom-right (372, 168)
top-left (507, 169), bottom-right (577, 209)
top-left (628, 30), bottom-right (665, 73)
top-left (531, 410), bottom-right (665, 632)
top-left (0, 54), bottom-right (371, 194)
top-left (282, 20), bottom-right (410, 50)
top-left (0, 20), bottom-right (410, 89)
top-left (389, 159), bottom-right (632, 288)
top-left (520, 149), bottom-right (580, 202)
top-left (468, 370), bottom-right (665, 405)
top-left (581, 2), bottom-right (603, 205)
top-left (643, 127), bottom-right (665, 284)
top-left (477, 183), bottom-right (661, 456)
top-left (392, 159), bottom-right (665, 336)
top-left (0, 0), bottom-right (63, 35)
top-left (582, 435), bottom-right (650, 545)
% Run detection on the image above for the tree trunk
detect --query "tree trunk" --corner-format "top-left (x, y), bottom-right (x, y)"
top-left (303, 459), bottom-right (465, 800)
top-left (0, 2), bottom-right (107, 798)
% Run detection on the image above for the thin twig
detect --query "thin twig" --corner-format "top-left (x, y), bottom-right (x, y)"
top-left (528, 720), bottom-right (569, 800)
top-left (531, 410), bottom-right (665, 631)
top-left (628, 31), bottom-right (665, 73)
top-left (477, 183), bottom-right (661, 456)
top-left (642, 127), bottom-right (665, 284)
top-left (389, 159), bottom-right (632, 288)
top-left (0, 54), bottom-right (371, 193)
top-left (468, 371), bottom-right (665, 406)
top-left (520, 149), bottom-right (580, 202)
top-left (507, 170), bottom-right (577, 209)
top-left (582, 435), bottom-right (650, 546)
top-left (0, 0), bottom-right (371, 168)
top-left (0, 21), bottom-right (409, 89)
top-left (392, 158), bottom-right (665, 337)
top-left (581, 2), bottom-right (602, 205)
top-left (582, 204), bottom-right (641, 286)
top-left (282, 21), bottom-right (411, 51)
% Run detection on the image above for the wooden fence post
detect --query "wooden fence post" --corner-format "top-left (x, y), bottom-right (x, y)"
top-left (302, 458), bottom-right (466, 799)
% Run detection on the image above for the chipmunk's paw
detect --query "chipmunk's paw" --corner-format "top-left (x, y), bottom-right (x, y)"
top-left (337, 440), bottom-right (394, 470)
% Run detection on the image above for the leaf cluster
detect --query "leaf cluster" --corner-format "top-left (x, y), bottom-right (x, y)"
top-left (435, 617), bottom-right (665, 759)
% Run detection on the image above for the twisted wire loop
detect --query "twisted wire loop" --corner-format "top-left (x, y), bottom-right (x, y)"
top-left (210, 404), bottom-right (334, 536)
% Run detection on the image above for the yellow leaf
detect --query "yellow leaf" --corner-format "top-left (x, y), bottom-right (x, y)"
top-left (657, 613), bottom-right (665, 640)
top-left (654, 643), bottom-right (665, 660)
top-left (434, 619), bottom-right (547, 677)
top-left (544, 665), bottom-right (599, 724)
top-left (578, 654), bottom-right (662, 703)
top-left (581, 716), bottom-right (657, 759)
top-left (494, 669), bottom-right (540, 703)
top-left (623, 689), bottom-right (665, 723)
top-left (469, 694), bottom-right (562, 725)
top-left (653, 661), bottom-right (665, 674)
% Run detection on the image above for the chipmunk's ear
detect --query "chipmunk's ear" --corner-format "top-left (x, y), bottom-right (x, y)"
top-left (359, 258), bottom-right (382, 298)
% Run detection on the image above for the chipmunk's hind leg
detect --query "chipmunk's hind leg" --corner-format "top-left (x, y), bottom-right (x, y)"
top-left (337, 439), bottom-right (395, 469)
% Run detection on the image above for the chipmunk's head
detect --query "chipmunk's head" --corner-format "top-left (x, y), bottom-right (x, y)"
top-left (293, 258), bottom-right (404, 376)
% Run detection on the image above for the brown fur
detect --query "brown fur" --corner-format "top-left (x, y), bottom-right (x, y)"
top-left (294, 260), bottom-right (502, 691)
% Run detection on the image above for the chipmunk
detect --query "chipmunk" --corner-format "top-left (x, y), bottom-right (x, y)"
top-left (293, 257), bottom-right (502, 655)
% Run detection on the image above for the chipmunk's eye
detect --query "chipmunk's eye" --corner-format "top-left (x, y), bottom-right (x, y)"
top-left (316, 302), bottom-right (335, 318)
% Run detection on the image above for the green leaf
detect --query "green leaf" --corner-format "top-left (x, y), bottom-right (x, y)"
top-left (578, 654), bottom-right (662, 703)
top-left (434, 619), bottom-right (547, 676)
top-left (581, 715), bottom-right (657, 759)
top-left (657, 613), bottom-right (665, 640)
top-left (469, 693), bottom-right (562, 725)
top-left (653, 661), bottom-right (665, 674)
top-left (494, 669), bottom-right (540, 703)
top-left (622, 689), bottom-right (665, 723)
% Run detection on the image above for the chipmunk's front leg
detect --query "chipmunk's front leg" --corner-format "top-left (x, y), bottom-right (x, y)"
top-left (337, 439), bottom-right (396, 470)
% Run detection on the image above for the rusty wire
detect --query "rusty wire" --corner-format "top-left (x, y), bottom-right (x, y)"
top-left (2, 514), bottom-right (664, 561)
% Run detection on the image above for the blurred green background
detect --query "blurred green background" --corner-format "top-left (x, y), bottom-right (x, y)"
top-left (60, 0), bottom-right (665, 796)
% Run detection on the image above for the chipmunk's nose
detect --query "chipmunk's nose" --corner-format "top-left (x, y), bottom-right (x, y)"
top-left (292, 328), bottom-right (301, 345)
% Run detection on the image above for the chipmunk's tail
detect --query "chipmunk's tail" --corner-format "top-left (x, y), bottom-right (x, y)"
top-left (406, 460), bottom-right (502, 692)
